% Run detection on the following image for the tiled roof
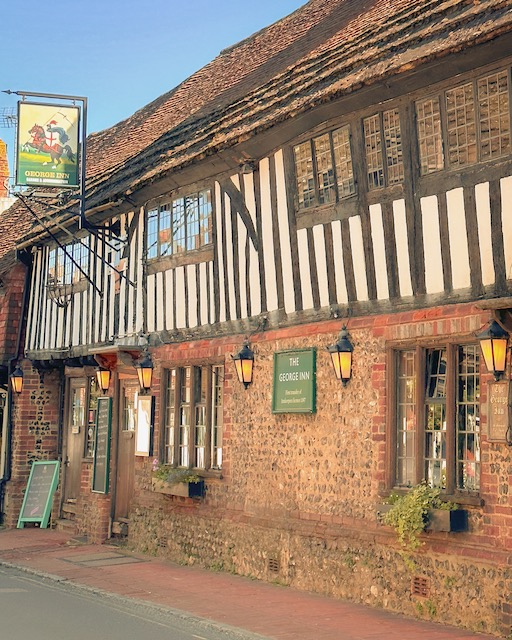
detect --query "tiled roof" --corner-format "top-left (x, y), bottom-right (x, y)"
top-left (7, 0), bottom-right (512, 249)
top-left (83, 0), bottom-right (512, 204)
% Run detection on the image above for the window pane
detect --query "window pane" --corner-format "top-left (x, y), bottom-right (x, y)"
top-left (383, 109), bottom-right (404, 185)
top-left (332, 125), bottom-right (356, 198)
top-left (294, 141), bottom-right (315, 209)
top-left (211, 365), bottom-right (223, 469)
top-left (446, 83), bottom-right (477, 167)
top-left (416, 97), bottom-right (444, 174)
top-left (193, 367), bottom-right (207, 469)
top-left (364, 114), bottom-right (384, 189)
top-left (164, 369), bottom-right (176, 464)
top-left (86, 377), bottom-right (100, 458)
top-left (456, 345), bottom-right (480, 490)
top-left (478, 70), bottom-right (510, 160)
top-left (313, 133), bottom-right (335, 205)
top-left (172, 198), bottom-right (186, 254)
top-left (424, 349), bottom-right (447, 488)
top-left (159, 204), bottom-right (172, 257)
top-left (147, 208), bottom-right (159, 260)
top-left (396, 351), bottom-right (416, 486)
top-left (179, 367), bottom-right (191, 467)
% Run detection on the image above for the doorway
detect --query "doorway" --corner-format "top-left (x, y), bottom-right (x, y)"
top-left (114, 380), bottom-right (138, 522)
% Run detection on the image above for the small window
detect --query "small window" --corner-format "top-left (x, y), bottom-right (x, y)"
top-left (363, 109), bottom-right (404, 190)
top-left (392, 344), bottom-right (480, 493)
top-left (147, 189), bottom-right (212, 260)
top-left (293, 125), bottom-right (356, 210)
top-left (416, 68), bottom-right (511, 174)
top-left (164, 365), bottom-right (223, 471)
top-left (48, 237), bottom-right (89, 287)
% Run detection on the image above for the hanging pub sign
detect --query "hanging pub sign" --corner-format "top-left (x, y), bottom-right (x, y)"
top-left (487, 381), bottom-right (511, 443)
top-left (272, 349), bottom-right (316, 413)
top-left (16, 101), bottom-right (80, 189)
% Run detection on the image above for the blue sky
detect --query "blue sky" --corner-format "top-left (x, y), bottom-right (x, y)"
top-left (0, 0), bottom-right (305, 176)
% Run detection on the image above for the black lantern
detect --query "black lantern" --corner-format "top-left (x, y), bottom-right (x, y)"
top-left (327, 326), bottom-right (353, 386)
top-left (232, 341), bottom-right (254, 389)
top-left (135, 350), bottom-right (153, 393)
top-left (96, 367), bottom-right (111, 394)
top-left (477, 320), bottom-right (509, 381)
top-left (10, 366), bottom-right (23, 395)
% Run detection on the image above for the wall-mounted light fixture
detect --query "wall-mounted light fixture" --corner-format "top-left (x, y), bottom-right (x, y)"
top-left (10, 366), bottom-right (24, 395)
top-left (96, 367), bottom-right (111, 394)
top-left (232, 340), bottom-right (254, 389)
top-left (327, 326), bottom-right (353, 386)
top-left (477, 320), bottom-right (509, 381)
top-left (134, 350), bottom-right (153, 393)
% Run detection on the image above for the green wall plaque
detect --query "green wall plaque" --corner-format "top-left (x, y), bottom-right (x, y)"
top-left (17, 460), bottom-right (60, 528)
top-left (272, 349), bottom-right (316, 413)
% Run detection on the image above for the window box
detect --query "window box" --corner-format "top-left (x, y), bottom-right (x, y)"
top-left (376, 502), bottom-right (468, 533)
top-left (151, 477), bottom-right (204, 498)
top-left (426, 508), bottom-right (468, 533)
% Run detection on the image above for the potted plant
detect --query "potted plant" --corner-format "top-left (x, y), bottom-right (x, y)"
top-left (379, 482), bottom-right (467, 553)
top-left (151, 462), bottom-right (205, 498)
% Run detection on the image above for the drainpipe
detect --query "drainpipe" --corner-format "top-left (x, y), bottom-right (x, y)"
top-left (0, 253), bottom-right (32, 524)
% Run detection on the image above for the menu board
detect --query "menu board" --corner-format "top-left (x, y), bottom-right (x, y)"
top-left (17, 461), bottom-right (60, 528)
top-left (92, 396), bottom-right (112, 493)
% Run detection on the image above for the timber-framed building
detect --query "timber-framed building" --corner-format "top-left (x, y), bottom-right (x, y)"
top-left (4, 1), bottom-right (512, 636)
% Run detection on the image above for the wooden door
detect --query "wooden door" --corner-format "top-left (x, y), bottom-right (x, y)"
top-left (64, 379), bottom-right (86, 501)
top-left (114, 380), bottom-right (137, 520)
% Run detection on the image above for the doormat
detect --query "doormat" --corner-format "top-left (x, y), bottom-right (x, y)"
top-left (61, 551), bottom-right (146, 567)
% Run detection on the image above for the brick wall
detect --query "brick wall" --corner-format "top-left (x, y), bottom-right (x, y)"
top-left (127, 302), bottom-right (512, 637)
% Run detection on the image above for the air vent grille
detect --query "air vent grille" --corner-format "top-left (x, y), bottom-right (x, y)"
top-left (268, 557), bottom-right (279, 573)
top-left (411, 575), bottom-right (430, 598)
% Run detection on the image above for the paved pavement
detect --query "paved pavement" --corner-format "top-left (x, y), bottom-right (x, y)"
top-left (0, 527), bottom-right (497, 640)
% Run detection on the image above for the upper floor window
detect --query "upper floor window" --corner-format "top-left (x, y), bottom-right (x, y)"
top-left (363, 109), bottom-right (404, 190)
top-left (416, 69), bottom-right (511, 175)
top-left (147, 189), bottom-right (212, 260)
top-left (393, 344), bottom-right (480, 494)
top-left (293, 125), bottom-right (356, 210)
top-left (48, 237), bottom-right (89, 286)
top-left (163, 365), bottom-right (223, 471)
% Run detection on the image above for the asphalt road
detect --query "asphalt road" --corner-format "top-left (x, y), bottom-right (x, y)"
top-left (0, 565), bottom-right (269, 640)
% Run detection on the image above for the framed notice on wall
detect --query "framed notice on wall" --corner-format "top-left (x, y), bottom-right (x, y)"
top-left (487, 381), bottom-right (510, 443)
top-left (272, 349), bottom-right (316, 413)
top-left (92, 396), bottom-right (112, 493)
top-left (17, 461), bottom-right (60, 528)
top-left (135, 395), bottom-right (153, 456)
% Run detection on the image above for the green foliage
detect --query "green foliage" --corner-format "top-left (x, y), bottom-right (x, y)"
top-left (153, 464), bottom-right (201, 484)
top-left (383, 482), bottom-right (455, 552)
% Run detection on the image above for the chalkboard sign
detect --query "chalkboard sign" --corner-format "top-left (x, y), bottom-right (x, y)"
top-left (92, 396), bottom-right (112, 494)
top-left (17, 461), bottom-right (60, 528)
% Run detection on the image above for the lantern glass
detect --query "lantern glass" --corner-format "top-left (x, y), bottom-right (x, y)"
top-left (232, 342), bottom-right (254, 388)
top-left (327, 326), bottom-right (353, 386)
top-left (10, 367), bottom-right (23, 394)
top-left (135, 352), bottom-right (153, 392)
top-left (477, 320), bottom-right (509, 380)
top-left (96, 368), bottom-right (111, 394)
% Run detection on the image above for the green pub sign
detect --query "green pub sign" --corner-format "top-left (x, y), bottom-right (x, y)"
top-left (272, 349), bottom-right (316, 413)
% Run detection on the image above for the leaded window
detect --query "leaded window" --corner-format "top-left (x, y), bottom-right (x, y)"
top-left (392, 344), bottom-right (480, 493)
top-left (164, 365), bottom-right (224, 471)
top-left (416, 68), bottom-right (511, 174)
top-left (147, 189), bottom-right (212, 260)
top-left (293, 125), bottom-right (356, 210)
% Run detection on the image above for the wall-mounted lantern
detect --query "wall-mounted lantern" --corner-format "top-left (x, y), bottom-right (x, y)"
top-left (134, 350), bottom-right (153, 393)
top-left (477, 320), bottom-right (509, 381)
top-left (96, 367), bottom-right (111, 394)
top-left (232, 341), bottom-right (254, 389)
top-left (327, 326), bottom-right (353, 386)
top-left (10, 366), bottom-right (24, 395)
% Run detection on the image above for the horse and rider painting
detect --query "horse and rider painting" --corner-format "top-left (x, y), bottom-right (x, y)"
top-left (16, 101), bottom-right (80, 189)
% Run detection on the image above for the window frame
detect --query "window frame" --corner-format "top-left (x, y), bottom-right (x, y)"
top-left (363, 107), bottom-right (405, 190)
top-left (387, 340), bottom-right (482, 501)
top-left (161, 363), bottom-right (224, 473)
top-left (292, 124), bottom-right (357, 212)
top-left (146, 187), bottom-right (213, 264)
top-left (415, 67), bottom-right (512, 175)
top-left (47, 236), bottom-right (90, 292)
